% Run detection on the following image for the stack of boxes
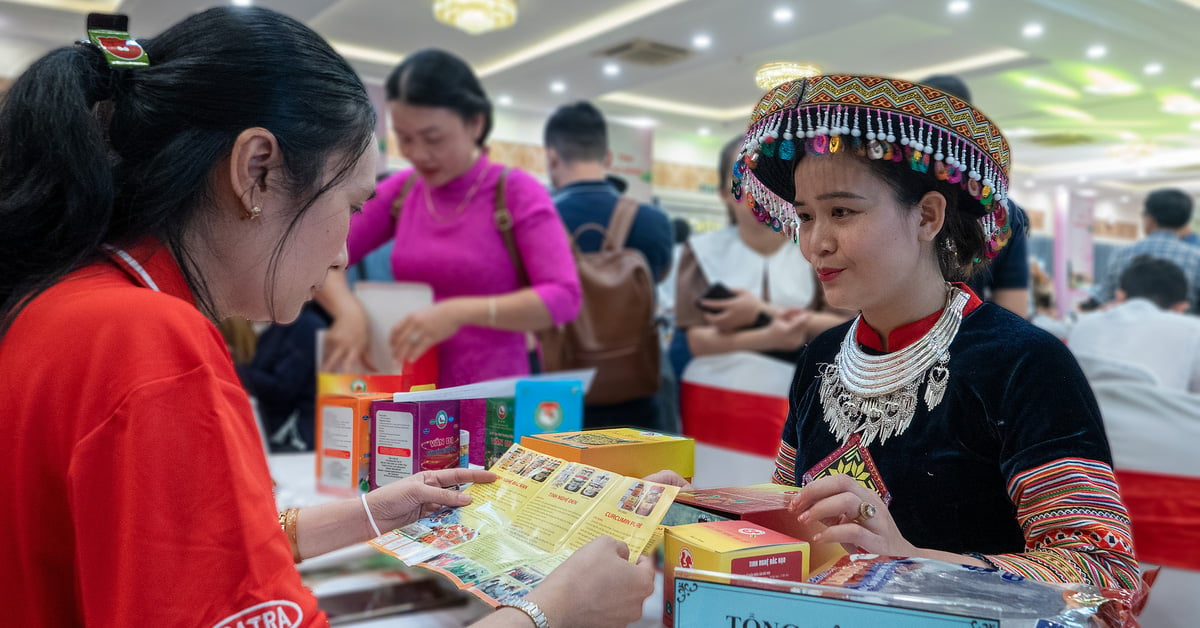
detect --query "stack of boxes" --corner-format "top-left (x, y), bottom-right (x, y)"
top-left (314, 378), bottom-right (587, 494)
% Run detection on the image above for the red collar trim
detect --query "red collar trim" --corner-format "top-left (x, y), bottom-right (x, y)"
top-left (104, 239), bottom-right (197, 306)
top-left (855, 282), bottom-right (982, 351)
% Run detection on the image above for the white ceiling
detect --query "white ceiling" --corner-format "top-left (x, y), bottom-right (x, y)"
top-left (2, 0), bottom-right (1200, 205)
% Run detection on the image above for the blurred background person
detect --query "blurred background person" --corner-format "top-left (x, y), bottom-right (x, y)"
top-left (669, 136), bottom-right (849, 459)
top-left (318, 49), bottom-right (581, 386)
top-left (543, 100), bottom-right (673, 429)
top-left (1027, 260), bottom-right (1070, 342)
top-left (671, 135), bottom-right (847, 376)
top-left (1070, 255), bottom-right (1200, 392)
top-left (1096, 188), bottom-right (1200, 313)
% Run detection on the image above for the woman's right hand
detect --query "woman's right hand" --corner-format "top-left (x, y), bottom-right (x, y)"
top-left (320, 303), bottom-right (374, 373)
top-left (523, 536), bottom-right (655, 628)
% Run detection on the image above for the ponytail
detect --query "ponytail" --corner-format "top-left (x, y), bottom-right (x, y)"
top-left (0, 7), bottom-right (375, 336)
top-left (0, 44), bottom-right (118, 334)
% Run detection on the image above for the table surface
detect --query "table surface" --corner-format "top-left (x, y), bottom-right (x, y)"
top-left (271, 442), bottom-right (775, 626)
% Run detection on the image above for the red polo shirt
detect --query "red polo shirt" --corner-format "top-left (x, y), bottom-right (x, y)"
top-left (0, 241), bottom-right (325, 626)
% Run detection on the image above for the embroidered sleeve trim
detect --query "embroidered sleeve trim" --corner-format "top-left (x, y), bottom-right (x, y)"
top-left (983, 457), bottom-right (1140, 589)
top-left (772, 440), bottom-right (797, 485)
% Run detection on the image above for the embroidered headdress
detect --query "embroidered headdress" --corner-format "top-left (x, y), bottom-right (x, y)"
top-left (732, 74), bottom-right (1014, 258)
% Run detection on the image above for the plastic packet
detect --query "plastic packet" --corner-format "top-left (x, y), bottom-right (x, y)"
top-left (803, 554), bottom-right (1142, 628)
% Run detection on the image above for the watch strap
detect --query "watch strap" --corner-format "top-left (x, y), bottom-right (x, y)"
top-left (499, 598), bottom-right (550, 628)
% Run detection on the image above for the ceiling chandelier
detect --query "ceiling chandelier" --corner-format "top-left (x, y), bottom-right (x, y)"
top-left (754, 62), bottom-right (821, 91)
top-left (433, 0), bottom-right (518, 35)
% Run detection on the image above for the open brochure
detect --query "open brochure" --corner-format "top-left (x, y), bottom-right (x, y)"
top-left (367, 444), bottom-right (679, 606)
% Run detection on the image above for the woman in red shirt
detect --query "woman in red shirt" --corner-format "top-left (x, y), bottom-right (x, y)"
top-left (0, 7), bottom-right (650, 628)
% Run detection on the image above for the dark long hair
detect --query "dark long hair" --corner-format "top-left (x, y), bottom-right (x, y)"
top-left (0, 6), bottom-right (375, 334)
top-left (385, 48), bottom-right (492, 147)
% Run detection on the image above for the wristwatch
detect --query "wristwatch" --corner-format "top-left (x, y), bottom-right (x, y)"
top-left (499, 599), bottom-right (550, 628)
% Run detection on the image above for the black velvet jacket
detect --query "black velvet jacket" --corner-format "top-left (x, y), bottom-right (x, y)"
top-left (781, 303), bottom-right (1113, 555)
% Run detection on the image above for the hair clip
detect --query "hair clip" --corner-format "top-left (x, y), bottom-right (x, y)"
top-left (83, 13), bottom-right (149, 68)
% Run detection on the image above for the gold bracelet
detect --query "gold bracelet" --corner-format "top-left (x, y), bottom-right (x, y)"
top-left (279, 508), bottom-right (302, 563)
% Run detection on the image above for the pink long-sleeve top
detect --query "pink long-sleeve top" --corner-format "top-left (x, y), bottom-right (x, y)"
top-left (347, 154), bottom-right (581, 387)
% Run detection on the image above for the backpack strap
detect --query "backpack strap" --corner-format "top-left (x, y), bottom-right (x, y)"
top-left (603, 197), bottom-right (640, 252)
top-left (493, 168), bottom-right (531, 287)
top-left (389, 174), bottom-right (419, 220)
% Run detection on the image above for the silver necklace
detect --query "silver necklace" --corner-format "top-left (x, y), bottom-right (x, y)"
top-left (818, 285), bottom-right (969, 447)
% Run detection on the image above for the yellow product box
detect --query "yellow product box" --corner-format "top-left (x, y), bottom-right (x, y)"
top-left (663, 520), bottom-right (811, 627)
top-left (520, 428), bottom-right (694, 481)
top-left (315, 392), bottom-right (393, 495)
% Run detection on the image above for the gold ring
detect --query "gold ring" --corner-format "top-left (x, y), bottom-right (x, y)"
top-left (855, 501), bottom-right (877, 523)
top-left (409, 331), bottom-right (423, 344)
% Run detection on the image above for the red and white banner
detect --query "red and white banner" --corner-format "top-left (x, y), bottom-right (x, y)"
top-left (679, 352), bottom-right (795, 458)
top-left (1090, 380), bottom-right (1200, 570)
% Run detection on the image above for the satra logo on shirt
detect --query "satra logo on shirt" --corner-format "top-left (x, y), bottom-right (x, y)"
top-left (212, 600), bottom-right (302, 628)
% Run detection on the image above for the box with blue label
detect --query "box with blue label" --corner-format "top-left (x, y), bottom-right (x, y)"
top-left (368, 400), bottom-right (460, 489)
top-left (669, 554), bottom-right (1128, 627)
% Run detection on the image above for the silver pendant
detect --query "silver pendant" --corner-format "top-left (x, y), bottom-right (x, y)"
top-left (923, 353), bottom-right (950, 409)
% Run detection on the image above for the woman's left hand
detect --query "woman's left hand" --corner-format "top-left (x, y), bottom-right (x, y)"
top-left (366, 468), bottom-right (497, 533)
top-left (787, 474), bottom-right (918, 557)
top-left (390, 301), bottom-right (464, 366)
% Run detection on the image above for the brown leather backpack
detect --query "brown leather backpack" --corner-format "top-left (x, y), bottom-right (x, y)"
top-left (495, 177), bottom-right (660, 405)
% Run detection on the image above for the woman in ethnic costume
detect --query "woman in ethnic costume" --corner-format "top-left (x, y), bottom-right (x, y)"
top-left (733, 75), bottom-right (1140, 589)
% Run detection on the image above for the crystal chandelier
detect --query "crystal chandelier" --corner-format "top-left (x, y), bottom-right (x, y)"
top-left (433, 0), bottom-right (518, 35)
top-left (754, 62), bottom-right (821, 91)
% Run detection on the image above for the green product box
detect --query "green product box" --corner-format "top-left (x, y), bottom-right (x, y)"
top-left (484, 396), bottom-right (515, 468)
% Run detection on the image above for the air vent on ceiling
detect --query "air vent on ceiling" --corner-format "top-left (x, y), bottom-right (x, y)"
top-left (1027, 133), bottom-right (1095, 147)
top-left (596, 38), bottom-right (692, 66)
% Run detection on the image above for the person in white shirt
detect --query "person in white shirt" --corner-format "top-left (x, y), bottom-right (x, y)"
top-left (1069, 255), bottom-right (1200, 392)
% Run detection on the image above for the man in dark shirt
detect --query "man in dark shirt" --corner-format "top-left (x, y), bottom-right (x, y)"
top-left (544, 101), bottom-right (673, 430)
